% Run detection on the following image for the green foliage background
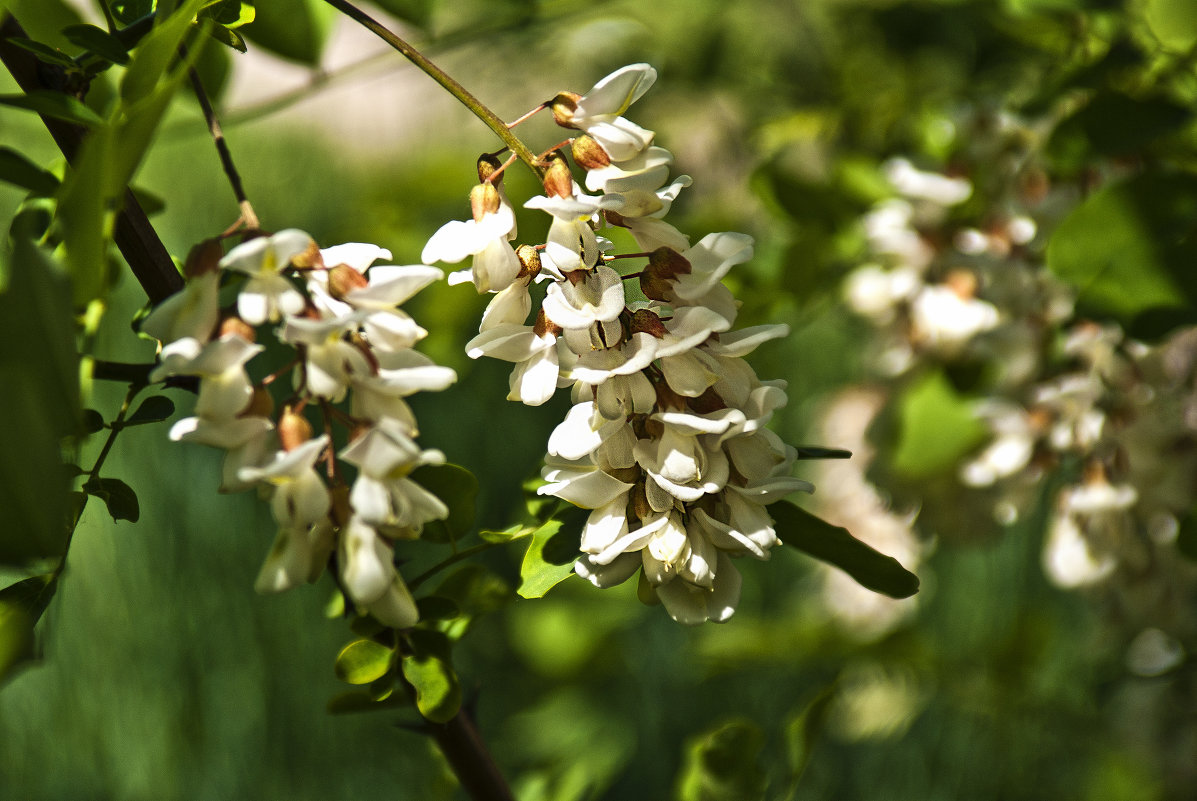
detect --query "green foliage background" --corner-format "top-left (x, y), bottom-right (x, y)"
top-left (2, 0), bottom-right (1196, 799)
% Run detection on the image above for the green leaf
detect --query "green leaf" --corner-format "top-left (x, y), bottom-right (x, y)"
top-left (125, 395), bottom-right (175, 425)
top-left (333, 638), bottom-right (395, 685)
top-left (83, 477), bottom-right (140, 523)
top-left (478, 523), bottom-right (535, 543)
top-left (434, 565), bottom-right (511, 616)
top-left (371, 0), bottom-right (433, 26)
top-left (676, 719), bottom-right (768, 801)
top-left (0, 239), bottom-right (76, 565)
top-left (1176, 503), bottom-right (1197, 562)
top-left (771, 501), bottom-right (919, 598)
top-left (1048, 92), bottom-right (1190, 167)
top-left (400, 630), bottom-right (461, 724)
top-left (0, 91), bottom-right (105, 127)
top-left (415, 596), bottom-right (460, 621)
top-left (517, 520), bottom-right (578, 600)
top-left (890, 369), bottom-right (987, 479)
top-left (0, 148), bottom-right (61, 196)
top-left (199, 22), bottom-right (248, 52)
top-left (61, 24), bottom-right (131, 64)
top-left (0, 574), bottom-right (58, 684)
top-left (241, 0), bottom-right (336, 65)
top-left (81, 408), bottom-right (105, 434)
top-left (1046, 171), bottom-right (1197, 325)
top-left (111, 0), bottom-right (155, 26)
top-left (411, 463), bottom-right (478, 543)
top-left (4, 37), bottom-right (78, 68)
top-left (779, 687), bottom-right (835, 801)
top-left (200, 0), bottom-right (256, 27)
top-left (1144, 0), bottom-right (1197, 52)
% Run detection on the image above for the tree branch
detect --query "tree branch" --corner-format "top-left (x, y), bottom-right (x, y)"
top-left (0, 14), bottom-right (183, 304)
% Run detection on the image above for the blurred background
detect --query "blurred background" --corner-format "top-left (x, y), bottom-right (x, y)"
top-left (2, 0), bottom-right (1196, 799)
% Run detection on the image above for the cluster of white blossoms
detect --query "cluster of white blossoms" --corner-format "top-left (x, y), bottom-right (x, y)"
top-left (422, 64), bottom-right (813, 624)
top-left (840, 141), bottom-right (1197, 621)
top-left (143, 229), bottom-right (457, 628)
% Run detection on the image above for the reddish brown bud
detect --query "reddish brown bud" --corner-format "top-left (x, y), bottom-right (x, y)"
top-left (571, 134), bottom-right (610, 170)
top-left (290, 239), bottom-right (324, 271)
top-left (944, 269), bottom-right (978, 300)
top-left (477, 153), bottom-right (504, 185)
top-left (542, 151), bottom-right (574, 199)
top-left (629, 309), bottom-right (668, 338)
top-left (604, 209), bottom-right (629, 228)
top-left (550, 92), bottom-right (581, 128)
top-left (220, 315), bottom-right (257, 342)
top-left (183, 237), bottom-right (224, 279)
top-left (533, 306), bottom-right (563, 338)
top-left (469, 182), bottom-right (502, 222)
top-left (243, 386), bottom-right (274, 419)
top-left (654, 380), bottom-right (687, 411)
top-left (328, 264), bottom-right (370, 299)
top-left (516, 244), bottom-right (542, 280)
top-left (689, 387), bottom-right (726, 414)
top-left (278, 406), bottom-right (313, 452)
top-left (632, 483), bottom-right (653, 522)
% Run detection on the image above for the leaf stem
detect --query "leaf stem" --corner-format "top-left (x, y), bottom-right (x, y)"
top-left (320, 0), bottom-right (544, 178)
top-left (407, 540), bottom-right (501, 591)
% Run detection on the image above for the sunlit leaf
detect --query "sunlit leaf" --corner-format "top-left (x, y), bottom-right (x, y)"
top-left (0, 147), bottom-right (60, 196)
top-left (334, 638), bottom-right (395, 685)
top-left (200, 0), bottom-right (256, 27)
top-left (517, 520), bottom-right (578, 600)
top-left (199, 22), bottom-right (247, 53)
top-left (779, 687), bottom-right (835, 801)
top-left (1046, 171), bottom-right (1197, 325)
top-left (0, 573), bottom-right (58, 684)
top-left (770, 500), bottom-right (920, 598)
top-left (400, 630), bottom-right (461, 724)
top-left (125, 395), bottom-right (175, 425)
top-left (0, 91), bottom-right (104, 126)
top-left (241, 0), bottom-right (336, 65)
top-left (325, 689), bottom-right (409, 715)
top-left (890, 370), bottom-right (987, 479)
top-left (1144, 0), bottom-right (1197, 52)
top-left (478, 523), bottom-right (535, 544)
top-left (676, 718), bottom-right (767, 801)
top-left (83, 477), bottom-right (140, 523)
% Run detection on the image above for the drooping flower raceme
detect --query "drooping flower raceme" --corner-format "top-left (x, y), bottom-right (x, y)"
top-left (425, 65), bottom-right (829, 624)
top-left (144, 229), bottom-right (457, 629)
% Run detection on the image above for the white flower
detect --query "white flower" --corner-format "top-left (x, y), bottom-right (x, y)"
top-left (339, 516), bottom-right (420, 628)
top-left (221, 229), bottom-right (314, 325)
top-left (238, 435), bottom-right (332, 529)
top-left (909, 283), bottom-right (999, 353)
top-left (279, 315), bottom-right (371, 401)
top-left (524, 193), bottom-right (605, 275)
top-left (542, 265), bottom-right (627, 329)
top-left (555, 64), bottom-right (658, 161)
top-left (884, 157), bottom-right (972, 206)
top-left (466, 320), bottom-right (571, 406)
top-left (422, 197), bottom-right (520, 293)
top-left (339, 418), bottom-right (449, 533)
top-left (142, 269), bottom-right (220, 346)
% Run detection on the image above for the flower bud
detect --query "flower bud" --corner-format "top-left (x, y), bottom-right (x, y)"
top-left (533, 306), bottom-right (563, 338)
top-left (476, 153), bottom-right (505, 186)
top-left (549, 91), bottom-right (580, 128)
top-left (542, 151), bottom-right (574, 199)
top-left (469, 182), bottom-right (502, 222)
top-left (330, 484), bottom-right (352, 528)
top-left (328, 264), bottom-right (370, 299)
top-left (689, 387), bottom-right (726, 414)
top-left (653, 379), bottom-right (687, 411)
top-left (220, 315), bottom-right (257, 342)
top-left (640, 247), bottom-right (691, 301)
top-left (290, 239), bottom-right (324, 271)
top-left (632, 483), bottom-right (653, 522)
top-left (629, 309), bottom-right (667, 339)
top-left (183, 237), bottom-right (224, 279)
top-left (571, 134), bottom-right (610, 170)
top-left (279, 406), bottom-right (313, 452)
top-left (516, 244), bottom-right (542, 281)
top-left (243, 386), bottom-right (274, 419)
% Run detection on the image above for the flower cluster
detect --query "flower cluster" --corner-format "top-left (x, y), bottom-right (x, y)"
top-left (143, 229), bottom-right (456, 628)
top-left (423, 65), bottom-right (813, 624)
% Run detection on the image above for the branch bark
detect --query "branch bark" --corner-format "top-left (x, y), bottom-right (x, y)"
top-left (0, 14), bottom-right (183, 304)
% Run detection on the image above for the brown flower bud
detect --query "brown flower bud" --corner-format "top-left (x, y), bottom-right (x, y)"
top-left (640, 247), bottom-right (691, 301)
top-left (477, 153), bottom-right (505, 186)
top-left (243, 386), bottom-right (274, 419)
top-left (278, 406), bottom-right (313, 452)
top-left (542, 151), bottom-right (574, 199)
top-left (632, 483), bottom-right (653, 522)
top-left (330, 484), bottom-right (353, 527)
top-left (469, 182), bottom-right (502, 222)
top-left (290, 239), bottom-right (324, 271)
top-left (183, 237), bottom-right (224, 279)
top-left (689, 387), bottom-right (726, 414)
top-left (516, 244), bottom-right (542, 281)
top-left (629, 309), bottom-right (667, 339)
top-left (219, 315), bottom-right (257, 342)
top-left (653, 380), bottom-right (686, 411)
top-left (533, 306), bottom-right (563, 338)
top-left (327, 264), bottom-right (370, 299)
top-left (571, 134), bottom-right (610, 170)
top-left (549, 91), bottom-right (581, 128)
top-left (944, 269), bottom-right (978, 300)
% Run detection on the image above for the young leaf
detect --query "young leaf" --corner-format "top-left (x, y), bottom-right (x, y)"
top-left (770, 500), bottom-right (919, 598)
top-left (517, 520), bottom-right (578, 599)
top-left (111, 0), bottom-right (154, 25)
top-left (4, 38), bottom-right (78, 68)
top-left (200, 0), bottom-right (257, 27)
top-left (83, 477), bottom-right (140, 523)
top-left (125, 395), bottom-right (175, 426)
top-left (61, 24), bottom-right (131, 64)
top-left (676, 719), bottom-right (768, 801)
top-left (889, 369), bottom-right (987, 480)
top-left (0, 147), bottom-right (60, 196)
top-left (0, 91), bottom-right (105, 127)
top-left (199, 23), bottom-right (248, 53)
top-left (779, 687), bottom-right (836, 801)
top-left (333, 638), bottom-right (395, 685)
top-left (400, 630), bottom-right (461, 724)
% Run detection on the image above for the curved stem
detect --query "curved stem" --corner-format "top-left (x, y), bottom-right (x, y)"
top-left (321, 0), bottom-right (544, 178)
